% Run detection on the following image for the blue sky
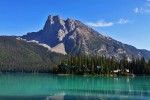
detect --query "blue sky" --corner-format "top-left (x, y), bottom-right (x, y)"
top-left (0, 0), bottom-right (150, 50)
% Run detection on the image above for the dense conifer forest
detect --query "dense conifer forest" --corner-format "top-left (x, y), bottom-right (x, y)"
top-left (55, 55), bottom-right (150, 75)
top-left (0, 36), bottom-right (150, 75)
top-left (0, 36), bottom-right (67, 73)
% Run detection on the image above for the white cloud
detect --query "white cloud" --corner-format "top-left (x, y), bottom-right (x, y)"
top-left (87, 20), bottom-right (113, 27)
top-left (134, 8), bottom-right (139, 13)
top-left (134, 0), bottom-right (150, 14)
top-left (134, 7), bottom-right (150, 14)
top-left (118, 18), bottom-right (130, 24)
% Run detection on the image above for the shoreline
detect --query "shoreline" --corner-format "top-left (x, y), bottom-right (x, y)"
top-left (0, 72), bottom-right (138, 76)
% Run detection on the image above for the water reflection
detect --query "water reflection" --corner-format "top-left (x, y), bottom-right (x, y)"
top-left (0, 73), bottom-right (150, 100)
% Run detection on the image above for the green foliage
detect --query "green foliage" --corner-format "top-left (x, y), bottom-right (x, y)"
top-left (0, 36), bottom-right (150, 75)
top-left (57, 55), bottom-right (116, 74)
top-left (57, 55), bottom-right (150, 75)
top-left (0, 36), bottom-right (68, 73)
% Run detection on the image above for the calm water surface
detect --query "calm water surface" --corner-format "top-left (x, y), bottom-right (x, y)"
top-left (0, 73), bottom-right (150, 100)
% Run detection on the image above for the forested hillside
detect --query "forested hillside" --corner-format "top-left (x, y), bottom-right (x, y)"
top-left (0, 36), bottom-right (68, 72)
top-left (0, 36), bottom-right (150, 75)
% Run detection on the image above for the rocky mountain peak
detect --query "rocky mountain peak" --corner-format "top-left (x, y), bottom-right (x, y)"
top-left (21, 15), bottom-right (150, 60)
top-left (65, 18), bottom-right (76, 32)
top-left (43, 15), bottom-right (66, 33)
top-left (47, 15), bottom-right (62, 23)
top-left (66, 17), bottom-right (74, 22)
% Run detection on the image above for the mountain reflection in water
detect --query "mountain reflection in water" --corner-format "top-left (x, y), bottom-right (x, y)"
top-left (0, 73), bottom-right (150, 100)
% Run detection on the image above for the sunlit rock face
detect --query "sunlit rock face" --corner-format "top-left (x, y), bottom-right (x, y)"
top-left (22, 15), bottom-right (150, 60)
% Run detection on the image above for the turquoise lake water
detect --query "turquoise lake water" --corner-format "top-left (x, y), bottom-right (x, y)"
top-left (0, 73), bottom-right (150, 100)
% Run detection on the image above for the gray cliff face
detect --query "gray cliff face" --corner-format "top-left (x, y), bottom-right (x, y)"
top-left (42, 15), bottom-right (68, 46)
top-left (22, 15), bottom-right (150, 60)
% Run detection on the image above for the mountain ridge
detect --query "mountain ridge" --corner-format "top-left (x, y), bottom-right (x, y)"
top-left (22, 15), bottom-right (150, 60)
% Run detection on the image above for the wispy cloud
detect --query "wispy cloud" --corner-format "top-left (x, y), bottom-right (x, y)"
top-left (134, 8), bottom-right (140, 13)
top-left (117, 18), bottom-right (130, 24)
top-left (87, 18), bottom-right (132, 27)
top-left (134, 7), bottom-right (150, 14)
top-left (87, 20), bottom-right (114, 27)
top-left (134, 0), bottom-right (150, 14)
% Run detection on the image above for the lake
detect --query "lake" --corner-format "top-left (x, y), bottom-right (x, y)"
top-left (0, 73), bottom-right (150, 100)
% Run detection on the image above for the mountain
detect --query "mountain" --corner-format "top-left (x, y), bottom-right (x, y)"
top-left (22, 15), bottom-right (150, 60)
top-left (0, 36), bottom-right (67, 72)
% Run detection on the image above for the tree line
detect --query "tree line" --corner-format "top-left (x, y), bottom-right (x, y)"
top-left (0, 36), bottom-right (150, 75)
top-left (55, 55), bottom-right (150, 75)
